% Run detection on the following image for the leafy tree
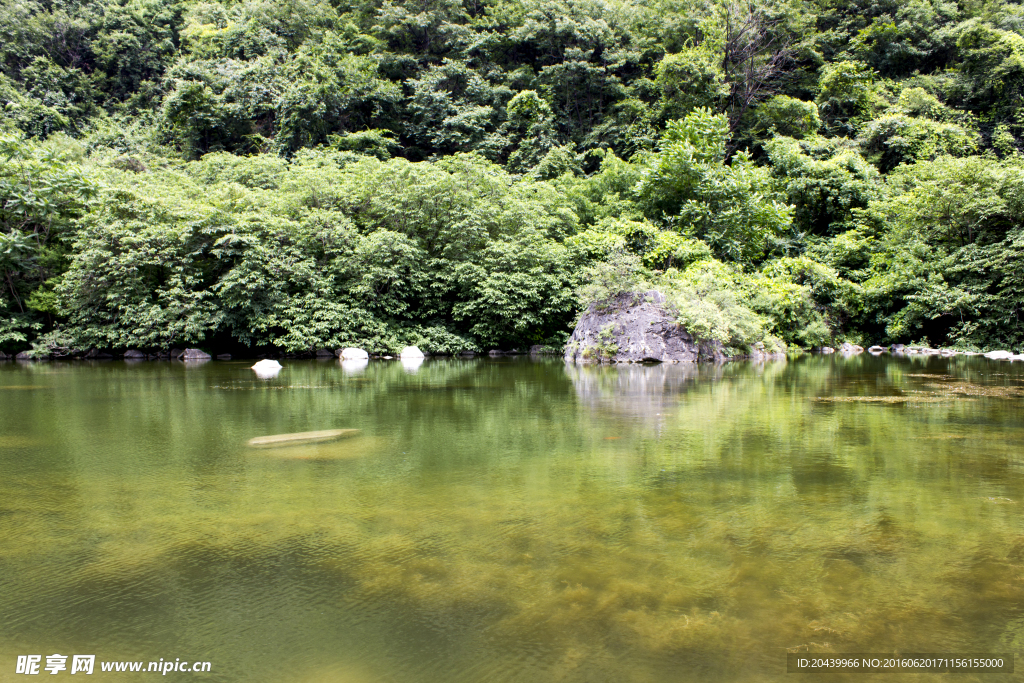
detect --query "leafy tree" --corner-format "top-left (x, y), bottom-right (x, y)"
top-left (405, 59), bottom-right (509, 157)
top-left (764, 135), bottom-right (880, 236)
top-left (751, 95), bottom-right (820, 139)
top-left (0, 134), bottom-right (96, 348)
top-left (863, 155), bottom-right (1024, 347)
top-left (639, 108), bottom-right (793, 264)
top-left (859, 113), bottom-right (978, 171)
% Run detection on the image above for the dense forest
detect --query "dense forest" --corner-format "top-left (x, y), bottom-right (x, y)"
top-left (2, 0), bottom-right (1023, 357)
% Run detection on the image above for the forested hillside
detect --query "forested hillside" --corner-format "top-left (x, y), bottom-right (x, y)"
top-left (2, 0), bottom-right (1023, 356)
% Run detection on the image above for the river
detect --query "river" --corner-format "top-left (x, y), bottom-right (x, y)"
top-left (1, 356), bottom-right (1021, 681)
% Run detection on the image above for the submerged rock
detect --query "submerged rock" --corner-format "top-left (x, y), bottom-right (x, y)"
top-left (339, 347), bottom-right (369, 360)
top-left (564, 291), bottom-right (725, 364)
top-left (315, 348), bottom-right (334, 358)
top-left (217, 353), bottom-right (232, 360)
top-left (400, 346), bottom-right (425, 359)
top-left (247, 428), bottom-right (359, 447)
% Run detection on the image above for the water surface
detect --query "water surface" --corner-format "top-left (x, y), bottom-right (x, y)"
top-left (1, 356), bottom-right (1022, 681)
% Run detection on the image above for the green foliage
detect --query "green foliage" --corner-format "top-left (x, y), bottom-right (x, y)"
top-left (655, 46), bottom-right (725, 121)
top-left (816, 60), bottom-right (882, 136)
top-left (1, 0), bottom-right (1023, 354)
top-left (859, 114), bottom-right (978, 172)
top-left (663, 262), bottom-right (771, 350)
top-left (405, 59), bottom-right (508, 157)
top-left (862, 155), bottom-right (1024, 348)
top-left (54, 151), bottom-right (583, 352)
top-left (954, 20), bottom-right (1024, 123)
top-left (639, 108), bottom-right (793, 264)
top-left (752, 95), bottom-right (820, 139)
top-left (662, 259), bottom-right (830, 350)
top-left (0, 133), bottom-right (96, 348)
top-left (764, 135), bottom-right (880, 236)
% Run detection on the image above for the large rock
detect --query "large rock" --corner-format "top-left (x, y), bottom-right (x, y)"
top-left (400, 346), bottom-right (425, 359)
top-left (564, 291), bottom-right (724, 364)
top-left (838, 342), bottom-right (864, 355)
top-left (252, 359), bottom-right (282, 379)
top-left (15, 350), bottom-right (37, 360)
top-left (984, 350), bottom-right (1013, 360)
top-left (180, 348), bottom-right (212, 361)
top-left (338, 347), bottom-right (369, 360)
top-left (123, 349), bottom-right (146, 359)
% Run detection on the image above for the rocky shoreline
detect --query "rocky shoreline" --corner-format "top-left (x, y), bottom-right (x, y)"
top-left (814, 343), bottom-right (1024, 361)
top-left (0, 345), bottom-right (564, 362)
top-left (2, 317), bottom-right (1022, 365)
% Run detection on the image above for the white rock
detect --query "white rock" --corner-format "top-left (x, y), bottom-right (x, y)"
top-left (340, 347), bottom-right (369, 360)
top-left (251, 359), bottom-right (283, 379)
top-left (984, 350), bottom-right (1013, 360)
top-left (399, 346), bottom-right (425, 359)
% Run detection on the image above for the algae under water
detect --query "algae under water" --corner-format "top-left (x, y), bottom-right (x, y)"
top-left (0, 355), bottom-right (1022, 682)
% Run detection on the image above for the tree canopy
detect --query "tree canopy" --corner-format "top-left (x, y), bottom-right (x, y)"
top-left (2, 0), bottom-right (1023, 356)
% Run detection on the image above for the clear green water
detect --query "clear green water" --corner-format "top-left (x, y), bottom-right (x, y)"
top-left (1, 356), bottom-right (1022, 682)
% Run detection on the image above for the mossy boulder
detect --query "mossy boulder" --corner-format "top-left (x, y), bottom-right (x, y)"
top-left (563, 291), bottom-right (726, 364)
